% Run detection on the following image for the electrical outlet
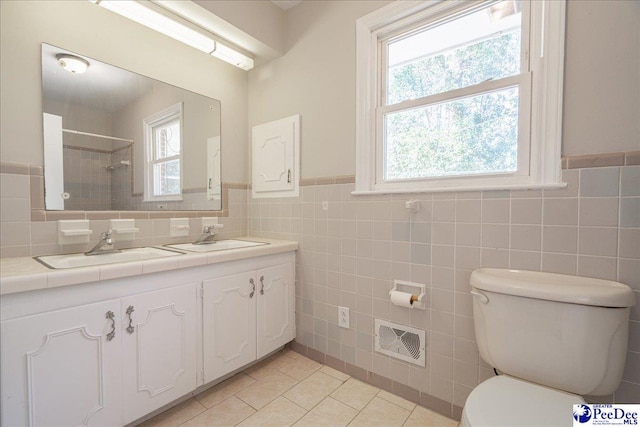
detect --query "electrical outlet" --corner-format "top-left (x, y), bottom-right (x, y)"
top-left (338, 306), bottom-right (350, 328)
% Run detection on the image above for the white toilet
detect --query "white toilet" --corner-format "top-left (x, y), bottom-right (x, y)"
top-left (461, 268), bottom-right (635, 427)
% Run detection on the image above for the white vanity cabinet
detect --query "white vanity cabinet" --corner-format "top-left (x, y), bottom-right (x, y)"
top-left (1, 299), bottom-right (123, 427)
top-left (256, 263), bottom-right (295, 358)
top-left (0, 283), bottom-right (198, 427)
top-left (202, 271), bottom-right (257, 382)
top-left (202, 261), bottom-right (295, 382)
top-left (0, 248), bottom-right (296, 427)
top-left (121, 283), bottom-right (198, 424)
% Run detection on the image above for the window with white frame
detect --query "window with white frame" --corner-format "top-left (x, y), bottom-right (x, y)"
top-left (355, 0), bottom-right (566, 194)
top-left (143, 103), bottom-right (183, 201)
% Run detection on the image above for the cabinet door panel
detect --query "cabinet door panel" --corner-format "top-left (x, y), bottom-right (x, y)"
top-left (257, 263), bottom-right (295, 359)
top-left (1, 300), bottom-right (122, 427)
top-left (203, 272), bottom-right (256, 382)
top-left (121, 283), bottom-right (197, 424)
top-left (252, 115), bottom-right (300, 198)
top-left (253, 131), bottom-right (293, 192)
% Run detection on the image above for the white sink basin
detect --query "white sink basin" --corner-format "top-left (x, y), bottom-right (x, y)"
top-left (35, 247), bottom-right (183, 269)
top-left (167, 239), bottom-right (268, 253)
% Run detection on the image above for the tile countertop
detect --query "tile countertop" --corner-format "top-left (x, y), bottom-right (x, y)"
top-left (0, 238), bottom-right (298, 296)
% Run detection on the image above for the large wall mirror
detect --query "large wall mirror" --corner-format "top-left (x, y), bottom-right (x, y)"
top-left (41, 43), bottom-right (222, 211)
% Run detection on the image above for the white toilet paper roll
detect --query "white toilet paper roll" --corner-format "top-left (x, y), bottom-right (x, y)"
top-left (390, 290), bottom-right (415, 308)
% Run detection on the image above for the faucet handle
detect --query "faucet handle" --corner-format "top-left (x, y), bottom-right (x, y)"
top-left (203, 224), bottom-right (224, 233)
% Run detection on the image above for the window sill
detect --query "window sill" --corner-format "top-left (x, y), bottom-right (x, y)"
top-left (351, 182), bottom-right (567, 196)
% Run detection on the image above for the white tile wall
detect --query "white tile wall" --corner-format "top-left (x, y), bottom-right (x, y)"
top-left (0, 173), bottom-right (31, 257)
top-left (247, 166), bottom-right (640, 405)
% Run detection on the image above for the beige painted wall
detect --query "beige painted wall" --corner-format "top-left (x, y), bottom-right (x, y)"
top-left (562, 0), bottom-right (640, 156)
top-left (248, 0), bottom-right (391, 179)
top-left (194, 0), bottom-right (285, 56)
top-left (248, 0), bottom-right (640, 179)
top-left (0, 0), bottom-right (248, 183)
top-left (43, 100), bottom-right (115, 151)
top-left (2, 1), bottom-right (637, 184)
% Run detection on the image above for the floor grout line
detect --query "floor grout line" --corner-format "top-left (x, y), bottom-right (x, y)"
top-left (141, 351), bottom-right (459, 427)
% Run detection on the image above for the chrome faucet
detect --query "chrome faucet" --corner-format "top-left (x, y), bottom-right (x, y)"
top-left (193, 225), bottom-right (218, 245)
top-left (85, 229), bottom-right (121, 256)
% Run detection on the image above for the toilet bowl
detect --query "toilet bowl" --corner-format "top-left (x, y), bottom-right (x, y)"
top-left (461, 376), bottom-right (585, 427)
top-left (461, 268), bottom-right (635, 427)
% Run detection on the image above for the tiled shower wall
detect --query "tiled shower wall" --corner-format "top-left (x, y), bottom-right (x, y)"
top-left (110, 146), bottom-right (133, 211)
top-left (62, 147), bottom-right (112, 211)
top-left (247, 165), bottom-right (640, 414)
top-left (1, 161), bottom-right (639, 415)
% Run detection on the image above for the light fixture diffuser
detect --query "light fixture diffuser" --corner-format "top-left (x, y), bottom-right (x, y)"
top-left (211, 42), bottom-right (254, 71)
top-left (91, 0), bottom-right (254, 70)
top-left (97, 0), bottom-right (216, 53)
top-left (56, 54), bottom-right (90, 74)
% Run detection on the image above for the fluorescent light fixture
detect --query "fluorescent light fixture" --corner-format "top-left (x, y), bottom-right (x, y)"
top-left (91, 0), bottom-right (254, 70)
top-left (212, 42), bottom-right (254, 71)
top-left (56, 54), bottom-right (90, 74)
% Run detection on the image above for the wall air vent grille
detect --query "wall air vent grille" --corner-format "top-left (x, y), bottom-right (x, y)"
top-left (374, 319), bottom-right (425, 366)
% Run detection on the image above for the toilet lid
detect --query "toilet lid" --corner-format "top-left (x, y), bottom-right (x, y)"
top-left (462, 376), bottom-right (585, 427)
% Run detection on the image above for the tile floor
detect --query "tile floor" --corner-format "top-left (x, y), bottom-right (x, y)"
top-left (138, 349), bottom-right (459, 427)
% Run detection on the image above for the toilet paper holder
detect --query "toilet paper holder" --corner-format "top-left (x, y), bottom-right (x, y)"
top-left (389, 280), bottom-right (426, 309)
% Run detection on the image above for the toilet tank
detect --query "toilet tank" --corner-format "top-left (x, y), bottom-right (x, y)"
top-left (470, 268), bottom-right (635, 396)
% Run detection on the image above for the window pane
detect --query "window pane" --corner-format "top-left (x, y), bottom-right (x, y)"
top-left (384, 86), bottom-right (519, 181)
top-left (153, 160), bottom-right (180, 196)
top-left (387, 1), bottom-right (522, 105)
top-left (154, 119), bottom-right (181, 160)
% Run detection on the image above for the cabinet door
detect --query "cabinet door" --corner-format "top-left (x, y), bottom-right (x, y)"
top-left (1, 300), bottom-right (122, 427)
top-left (121, 283), bottom-right (197, 424)
top-left (257, 263), bottom-right (295, 359)
top-left (252, 115), bottom-right (300, 198)
top-left (203, 272), bottom-right (257, 383)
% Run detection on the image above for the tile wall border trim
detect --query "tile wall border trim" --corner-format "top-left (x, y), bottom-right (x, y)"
top-left (300, 175), bottom-right (357, 186)
top-left (0, 162), bottom-right (250, 222)
top-left (29, 187), bottom-right (234, 222)
top-left (291, 151), bottom-right (639, 187)
top-left (288, 341), bottom-right (465, 421)
top-left (0, 162), bottom-right (30, 175)
top-left (2, 149), bottom-right (638, 219)
top-left (2, 150), bottom-right (638, 187)
top-left (564, 151), bottom-right (640, 169)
